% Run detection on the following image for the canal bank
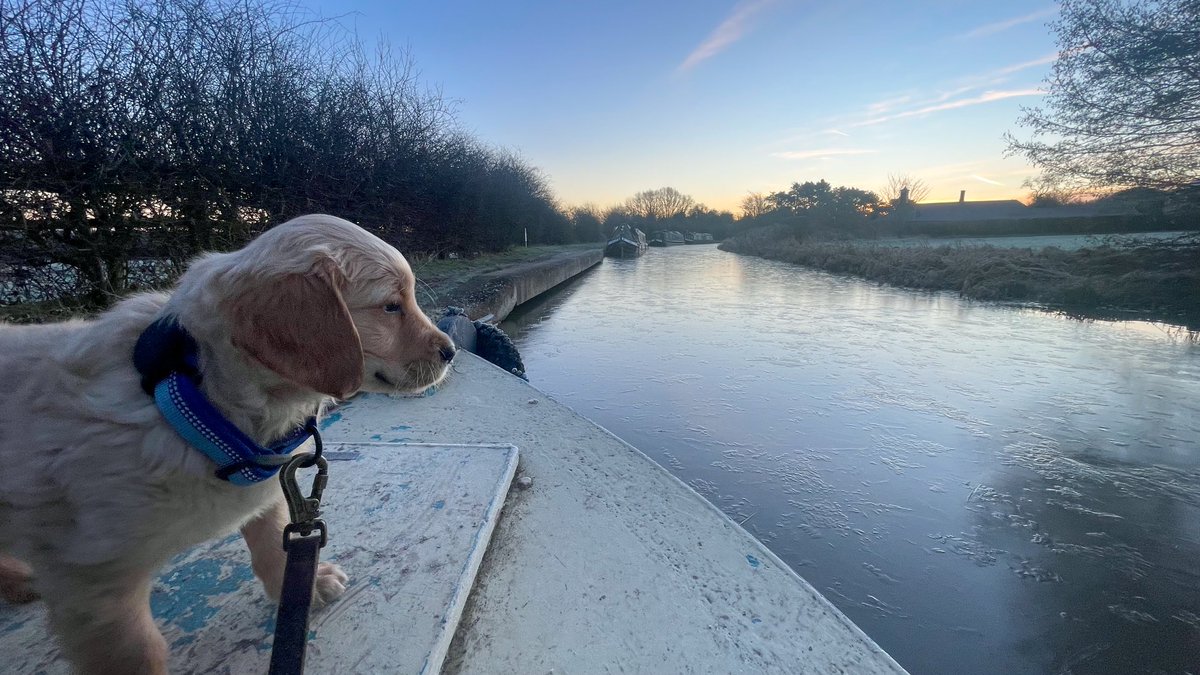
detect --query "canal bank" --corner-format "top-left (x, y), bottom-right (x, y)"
top-left (0, 244), bottom-right (605, 326)
top-left (418, 247), bottom-right (603, 322)
top-left (720, 227), bottom-right (1200, 330)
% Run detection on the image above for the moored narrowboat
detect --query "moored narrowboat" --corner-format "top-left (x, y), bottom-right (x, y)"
top-left (649, 230), bottom-right (686, 246)
top-left (605, 224), bottom-right (648, 258)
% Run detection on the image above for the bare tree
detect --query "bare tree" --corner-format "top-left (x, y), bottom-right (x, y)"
top-left (879, 173), bottom-right (930, 205)
top-left (1, 0), bottom-right (572, 307)
top-left (568, 203), bottom-right (607, 241)
top-left (1022, 174), bottom-right (1088, 206)
top-left (623, 187), bottom-right (695, 221)
top-left (740, 192), bottom-right (770, 219)
top-left (1005, 0), bottom-right (1200, 191)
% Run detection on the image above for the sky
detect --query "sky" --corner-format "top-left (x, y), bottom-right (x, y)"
top-left (305, 0), bottom-right (1061, 213)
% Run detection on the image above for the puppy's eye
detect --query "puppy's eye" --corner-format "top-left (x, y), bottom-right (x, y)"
top-left (383, 303), bottom-right (404, 315)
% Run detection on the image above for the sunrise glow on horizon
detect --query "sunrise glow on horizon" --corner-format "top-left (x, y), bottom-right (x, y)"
top-left (306, 0), bottom-right (1061, 213)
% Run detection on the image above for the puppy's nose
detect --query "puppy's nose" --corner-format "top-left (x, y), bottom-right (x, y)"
top-left (439, 345), bottom-right (456, 363)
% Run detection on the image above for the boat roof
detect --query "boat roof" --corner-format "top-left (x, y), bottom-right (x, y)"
top-left (347, 354), bottom-right (907, 673)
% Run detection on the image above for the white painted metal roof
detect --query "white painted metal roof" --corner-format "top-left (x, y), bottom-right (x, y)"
top-left (329, 354), bottom-right (908, 674)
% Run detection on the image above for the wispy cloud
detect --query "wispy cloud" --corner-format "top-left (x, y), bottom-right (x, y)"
top-left (955, 6), bottom-right (1057, 41)
top-left (775, 53), bottom-right (1052, 148)
top-left (865, 93), bottom-right (915, 116)
top-left (860, 53), bottom-right (1053, 122)
top-left (929, 84), bottom-right (981, 103)
top-left (772, 148), bottom-right (877, 161)
top-left (990, 53), bottom-right (1057, 77)
top-left (679, 0), bottom-right (778, 72)
top-left (970, 174), bottom-right (1005, 186)
top-left (849, 88), bottom-right (1044, 128)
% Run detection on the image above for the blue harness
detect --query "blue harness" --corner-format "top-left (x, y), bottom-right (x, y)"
top-left (134, 317), bottom-right (317, 486)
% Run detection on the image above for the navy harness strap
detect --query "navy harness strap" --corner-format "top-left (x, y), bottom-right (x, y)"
top-left (134, 317), bottom-right (316, 485)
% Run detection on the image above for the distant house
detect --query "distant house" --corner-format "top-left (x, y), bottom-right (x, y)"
top-left (909, 198), bottom-right (1028, 222)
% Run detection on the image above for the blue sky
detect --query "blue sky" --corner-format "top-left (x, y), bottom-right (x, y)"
top-left (306, 0), bottom-right (1060, 212)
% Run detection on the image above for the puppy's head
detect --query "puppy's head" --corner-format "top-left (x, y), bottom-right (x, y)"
top-left (186, 215), bottom-right (454, 399)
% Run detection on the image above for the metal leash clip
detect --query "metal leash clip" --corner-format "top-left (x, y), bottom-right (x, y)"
top-left (280, 426), bottom-right (328, 549)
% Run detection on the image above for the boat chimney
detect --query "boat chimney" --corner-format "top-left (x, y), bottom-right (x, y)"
top-left (959, 190), bottom-right (966, 203)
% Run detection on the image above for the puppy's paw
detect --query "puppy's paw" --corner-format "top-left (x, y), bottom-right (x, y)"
top-left (0, 557), bottom-right (39, 604)
top-left (311, 562), bottom-right (349, 609)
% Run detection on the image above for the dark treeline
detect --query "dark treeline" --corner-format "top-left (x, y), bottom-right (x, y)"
top-left (733, 179), bottom-right (888, 239)
top-left (616, 187), bottom-right (741, 239)
top-left (734, 179), bottom-right (1196, 241)
top-left (567, 187), bottom-right (744, 243)
top-left (764, 179), bottom-right (881, 234)
top-left (0, 0), bottom-right (582, 304)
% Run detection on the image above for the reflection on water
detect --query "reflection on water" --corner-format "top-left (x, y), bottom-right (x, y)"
top-left (501, 245), bottom-right (1200, 675)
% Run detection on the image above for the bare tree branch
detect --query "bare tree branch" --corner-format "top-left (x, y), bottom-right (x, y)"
top-left (1, 0), bottom-right (576, 306)
top-left (1006, 0), bottom-right (1200, 191)
top-left (879, 173), bottom-right (931, 205)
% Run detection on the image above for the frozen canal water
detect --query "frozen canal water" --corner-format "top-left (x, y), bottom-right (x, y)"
top-left (501, 244), bottom-right (1200, 675)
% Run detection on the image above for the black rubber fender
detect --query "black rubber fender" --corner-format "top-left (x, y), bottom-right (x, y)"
top-left (473, 320), bottom-right (527, 380)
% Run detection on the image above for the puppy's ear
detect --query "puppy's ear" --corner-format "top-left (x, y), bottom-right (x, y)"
top-left (228, 256), bottom-right (364, 398)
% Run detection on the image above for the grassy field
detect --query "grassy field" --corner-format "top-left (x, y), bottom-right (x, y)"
top-left (721, 226), bottom-right (1200, 330)
top-left (859, 230), bottom-right (1191, 251)
top-left (0, 243), bottom-right (602, 325)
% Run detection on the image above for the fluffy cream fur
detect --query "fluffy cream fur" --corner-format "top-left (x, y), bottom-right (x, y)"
top-left (0, 214), bottom-right (455, 673)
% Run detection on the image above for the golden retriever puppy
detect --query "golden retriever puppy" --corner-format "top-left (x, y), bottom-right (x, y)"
top-left (0, 214), bottom-right (455, 673)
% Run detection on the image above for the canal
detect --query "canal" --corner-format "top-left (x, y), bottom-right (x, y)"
top-left (500, 244), bottom-right (1200, 675)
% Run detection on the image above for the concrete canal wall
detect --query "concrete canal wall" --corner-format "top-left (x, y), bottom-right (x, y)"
top-left (462, 248), bottom-right (602, 321)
